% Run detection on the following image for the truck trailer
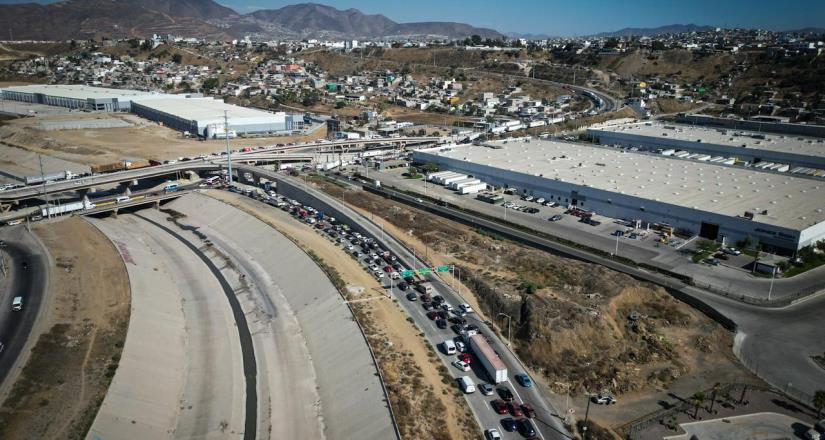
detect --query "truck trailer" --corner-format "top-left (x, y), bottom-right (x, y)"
top-left (40, 200), bottom-right (95, 217)
top-left (468, 334), bottom-right (507, 383)
top-left (460, 182), bottom-right (488, 194)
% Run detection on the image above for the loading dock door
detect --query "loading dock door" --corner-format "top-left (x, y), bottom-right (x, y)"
top-left (699, 222), bottom-right (720, 240)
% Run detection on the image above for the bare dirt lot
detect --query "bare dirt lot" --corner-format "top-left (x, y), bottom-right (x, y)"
top-left (0, 112), bottom-right (326, 166)
top-left (0, 217), bottom-right (130, 439)
top-left (307, 175), bottom-right (757, 430)
top-left (207, 190), bottom-right (479, 440)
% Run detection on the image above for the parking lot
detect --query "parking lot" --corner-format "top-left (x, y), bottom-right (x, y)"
top-left (225, 181), bottom-right (569, 440)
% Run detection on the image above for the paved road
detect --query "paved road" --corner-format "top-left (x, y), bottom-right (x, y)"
top-left (265, 174), bottom-right (572, 440)
top-left (0, 226), bottom-right (48, 395)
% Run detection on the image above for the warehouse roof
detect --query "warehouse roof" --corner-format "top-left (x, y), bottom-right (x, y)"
top-left (590, 122), bottom-right (825, 159)
top-left (420, 139), bottom-right (825, 230)
top-left (132, 97), bottom-right (285, 124)
top-left (1, 84), bottom-right (155, 100)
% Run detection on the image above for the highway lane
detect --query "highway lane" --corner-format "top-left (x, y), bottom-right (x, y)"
top-left (0, 226), bottom-right (48, 393)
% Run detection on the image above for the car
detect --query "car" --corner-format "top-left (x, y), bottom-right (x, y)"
top-left (514, 373), bottom-right (533, 388)
top-left (436, 319), bottom-right (448, 329)
top-left (441, 303), bottom-right (453, 312)
top-left (406, 292), bottom-right (418, 301)
top-left (452, 359), bottom-right (471, 371)
top-left (397, 282), bottom-right (408, 291)
top-left (484, 428), bottom-right (502, 440)
top-left (459, 352), bottom-right (471, 364)
top-left (426, 311), bottom-right (439, 320)
top-left (516, 418), bottom-right (536, 438)
top-left (497, 387), bottom-right (514, 402)
top-left (449, 316), bottom-right (467, 325)
top-left (704, 258), bottom-right (721, 266)
top-left (521, 403), bottom-right (536, 418)
top-left (508, 401), bottom-right (524, 417)
top-left (500, 417), bottom-right (517, 432)
top-left (479, 383), bottom-right (494, 396)
top-left (455, 341), bottom-right (467, 352)
top-left (723, 247), bottom-right (742, 256)
top-left (459, 303), bottom-right (474, 313)
top-left (11, 296), bottom-right (23, 312)
top-left (450, 324), bottom-right (466, 334)
top-left (548, 214), bottom-right (562, 222)
top-left (591, 393), bottom-right (617, 405)
top-left (383, 266), bottom-right (393, 273)
top-left (491, 399), bottom-right (509, 414)
top-left (535, 198), bottom-right (545, 204)
top-left (422, 302), bottom-right (434, 311)
top-left (403, 276), bottom-right (416, 285)
top-left (432, 295), bottom-right (444, 304)
top-left (420, 294), bottom-right (432, 303)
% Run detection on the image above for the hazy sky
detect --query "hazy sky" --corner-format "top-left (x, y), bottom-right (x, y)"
top-left (1, 0), bottom-right (823, 35)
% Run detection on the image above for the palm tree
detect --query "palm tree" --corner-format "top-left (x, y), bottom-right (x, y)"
top-left (690, 392), bottom-right (706, 419)
top-left (814, 390), bottom-right (825, 419)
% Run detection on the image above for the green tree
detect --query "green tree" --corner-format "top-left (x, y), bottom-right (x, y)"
top-left (604, 37), bottom-right (619, 49)
top-left (814, 390), bottom-right (825, 418)
top-left (202, 77), bottom-right (219, 91)
top-left (470, 34), bottom-right (482, 46)
top-left (651, 40), bottom-right (666, 51)
top-left (690, 392), bottom-right (706, 419)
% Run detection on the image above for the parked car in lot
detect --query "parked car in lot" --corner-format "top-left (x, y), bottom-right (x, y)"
top-left (591, 393), bottom-right (617, 405)
top-left (723, 247), bottom-right (741, 256)
top-left (704, 258), bottom-right (721, 266)
top-left (514, 373), bottom-right (533, 388)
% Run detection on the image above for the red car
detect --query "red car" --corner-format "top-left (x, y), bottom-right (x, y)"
top-left (508, 402), bottom-right (524, 417)
top-left (383, 266), bottom-right (393, 273)
top-left (459, 353), bottom-right (471, 364)
top-left (426, 311), bottom-right (438, 320)
top-left (490, 399), bottom-right (509, 415)
top-left (521, 402), bottom-right (536, 418)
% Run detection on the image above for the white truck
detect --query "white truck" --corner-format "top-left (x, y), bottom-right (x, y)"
top-left (41, 200), bottom-right (96, 217)
top-left (468, 333), bottom-right (507, 383)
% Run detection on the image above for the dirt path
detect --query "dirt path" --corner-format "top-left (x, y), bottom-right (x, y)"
top-left (206, 190), bottom-right (477, 440)
top-left (0, 217), bottom-right (130, 440)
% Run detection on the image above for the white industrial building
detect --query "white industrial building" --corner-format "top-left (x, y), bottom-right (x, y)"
top-left (588, 122), bottom-right (825, 172)
top-left (0, 84), bottom-right (161, 111)
top-left (413, 139), bottom-right (825, 253)
top-left (131, 97), bottom-right (301, 138)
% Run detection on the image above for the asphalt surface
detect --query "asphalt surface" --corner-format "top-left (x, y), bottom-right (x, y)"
top-left (0, 225), bottom-right (48, 392)
top-left (134, 214), bottom-right (258, 440)
top-left (257, 174), bottom-right (573, 440)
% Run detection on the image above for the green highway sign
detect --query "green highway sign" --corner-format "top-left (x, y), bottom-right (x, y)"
top-left (400, 266), bottom-right (452, 277)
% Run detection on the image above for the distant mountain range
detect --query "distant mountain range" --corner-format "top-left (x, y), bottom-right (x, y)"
top-left (0, 0), bottom-right (503, 41)
top-left (591, 24), bottom-right (716, 38)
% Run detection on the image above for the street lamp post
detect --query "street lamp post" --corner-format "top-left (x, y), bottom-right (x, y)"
top-left (498, 313), bottom-right (512, 347)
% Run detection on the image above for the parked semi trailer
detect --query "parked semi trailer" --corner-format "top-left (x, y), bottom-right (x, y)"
top-left (468, 334), bottom-right (507, 383)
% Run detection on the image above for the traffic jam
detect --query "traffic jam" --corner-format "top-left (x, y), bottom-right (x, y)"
top-left (224, 180), bottom-right (546, 440)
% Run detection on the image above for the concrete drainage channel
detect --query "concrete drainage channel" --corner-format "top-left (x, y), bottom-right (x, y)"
top-left (133, 213), bottom-right (258, 440)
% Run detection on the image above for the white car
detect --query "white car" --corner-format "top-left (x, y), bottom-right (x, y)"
top-left (441, 303), bottom-right (453, 312)
top-left (723, 247), bottom-right (742, 256)
top-left (459, 303), bottom-right (474, 313)
top-left (485, 428), bottom-right (502, 440)
top-left (455, 341), bottom-right (466, 352)
top-left (452, 359), bottom-right (470, 372)
top-left (591, 393), bottom-right (617, 405)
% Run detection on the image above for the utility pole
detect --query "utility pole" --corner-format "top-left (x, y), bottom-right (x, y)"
top-left (38, 154), bottom-right (50, 218)
top-left (582, 397), bottom-right (592, 440)
top-left (498, 313), bottom-right (512, 346)
top-left (224, 110), bottom-right (233, 185)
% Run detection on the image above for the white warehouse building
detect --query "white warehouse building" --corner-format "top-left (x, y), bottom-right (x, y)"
top-left (0, 84), bottom-right (161, 111)
top-left (413, 139), bottom-right (825, 253)
top-left (588, 122), bottom-right (825, 171)
top-left (130, 96), bottom-right (302, 138)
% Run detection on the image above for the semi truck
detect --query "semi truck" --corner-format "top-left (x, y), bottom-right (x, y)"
top-left (40, 200), bottom-right (95, 217)
top-left (468, 334), bottom-right (507, 383)
top-left (24, 170), bottom-right (79, 186)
